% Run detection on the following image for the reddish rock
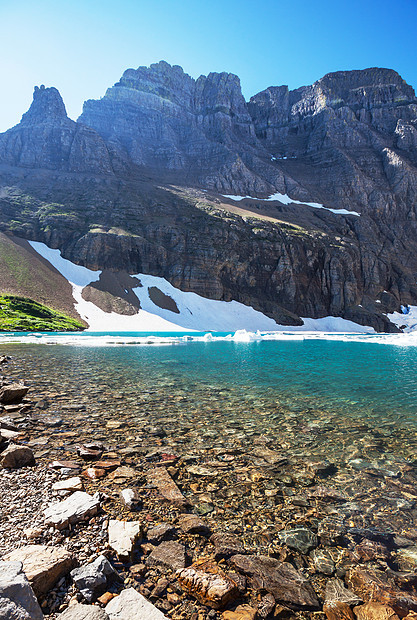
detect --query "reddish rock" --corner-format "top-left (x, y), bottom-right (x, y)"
top-left (148, 467), bottom-right (189, 508)
top-left (354, 602), bottom-right (400, 620)
top-left (97, 591), bottom-right (117, 605)
top-left (222, 604), bottom-right (257, 619)
top-left (95, 459), bottom-right (121, 470)
top-left (77, 443), bottom-right (104, 460)
top-left (177, 558), bottom-right (239, 610)
top-left (346, 567), bottom-right (417, 617)
top-left (82, 467), bottom-right (106, 479)
top-left (323, 601), bottom-right (355, 620)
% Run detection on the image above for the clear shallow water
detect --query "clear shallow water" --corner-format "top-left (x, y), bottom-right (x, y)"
top-left (3, 331), bottom-right (417, 541)
top-left (2, 331), bottom-right (417, 427)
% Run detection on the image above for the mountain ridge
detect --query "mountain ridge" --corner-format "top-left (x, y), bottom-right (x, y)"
top-left (0, 62), bottom-right (416, 332)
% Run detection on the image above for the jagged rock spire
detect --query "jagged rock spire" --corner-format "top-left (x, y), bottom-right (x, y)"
top-left (20, 85), bottom-right (67, 124)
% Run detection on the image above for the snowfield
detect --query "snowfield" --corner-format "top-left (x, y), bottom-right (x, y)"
top-left (29, 240), bottom-right (374, 333)
top-left (222, 192), bottom-right (361, 216)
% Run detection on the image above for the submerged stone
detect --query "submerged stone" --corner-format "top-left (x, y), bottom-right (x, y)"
top-left (277, 527), bottom-right (318, 554)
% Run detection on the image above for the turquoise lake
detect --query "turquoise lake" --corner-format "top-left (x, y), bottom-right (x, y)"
top-left (1, 331), bottom-right (417, 429)
top-left (3, 330), bottom-right (417, 543)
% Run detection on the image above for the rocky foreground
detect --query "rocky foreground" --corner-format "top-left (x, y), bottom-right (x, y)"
top-left (2, 355), bottom-right (417, 620)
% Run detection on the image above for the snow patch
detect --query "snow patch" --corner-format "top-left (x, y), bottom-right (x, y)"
top-left (388, 305), bottom-right (417, 332)
top-left (222, 192), bottom-right (360, 216)
top-left (29, 241), bottom-right (101, 287)
top-left (28, 241), bottom-right (375, 334)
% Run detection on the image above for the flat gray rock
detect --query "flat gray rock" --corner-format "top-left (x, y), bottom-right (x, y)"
top-left (105, 587), bottom-right (168, 619)
top-left (0, 560), bottom-right (43, 620)
top-left (146, 540), bottom-right (186, 571)
top-left (57, 603), bottom-right (109, 619)
top-left (44, 491), bottom-right (100, 530)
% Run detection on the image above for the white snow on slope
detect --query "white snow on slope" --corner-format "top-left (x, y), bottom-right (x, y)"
top-left (387, 305), bottom-right (417, 333)
top-left (28, 241), bottom-right (374, 333)
top-left (28, 241), bottom-right (280, 331)
top-left (222, 192), bottom-right (360, 216)
top-left (29, 241), bottom-right (101, 287)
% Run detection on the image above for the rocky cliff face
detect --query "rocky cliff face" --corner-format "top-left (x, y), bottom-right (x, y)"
top-left (79, 61), bottom-right (284, 194)
top-left (0, 85), bottom-right (114, 174)
top-left (1, 63), bottom-right (417, 331)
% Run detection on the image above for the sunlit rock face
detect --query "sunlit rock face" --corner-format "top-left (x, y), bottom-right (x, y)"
top-left (0, 64), bottom-right (417, 332)
top-left (0, 85), bottom-right (113, 174)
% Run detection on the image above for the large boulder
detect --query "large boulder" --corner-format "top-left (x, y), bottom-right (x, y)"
top-left (0, 444), bottom-right (35, 469)
top-left (0, 560), bottom-right (43, 620)
top-left (3, 545), bottom-right (76, 596)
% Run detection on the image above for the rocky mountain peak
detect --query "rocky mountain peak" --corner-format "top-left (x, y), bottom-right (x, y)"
top-left (315, 67), bottom-right (416, 109)
top-left (20, 85), bottom-right (68, 125)
top-left (112, 60), bottom-right (195, 109)
top-left (1, 63), bottom-right (417, 332)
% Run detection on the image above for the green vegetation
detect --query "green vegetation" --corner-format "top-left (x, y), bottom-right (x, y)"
top-left (0, 296), bottom-right (85, 332)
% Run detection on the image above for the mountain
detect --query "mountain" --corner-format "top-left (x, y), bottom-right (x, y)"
top-left (0, 63), bottom-right (416, 332)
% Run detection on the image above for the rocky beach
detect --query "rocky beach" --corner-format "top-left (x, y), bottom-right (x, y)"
top-left (2, 349), bottom-right (417, 620)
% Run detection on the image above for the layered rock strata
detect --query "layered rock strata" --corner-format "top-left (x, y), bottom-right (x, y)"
top-left (0, 64), bottom-right (416, 331)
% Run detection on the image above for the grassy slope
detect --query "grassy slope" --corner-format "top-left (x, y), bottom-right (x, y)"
top-left (0, 232), bottom-right (87, 329)
top-left (0, 295), bottom-right (84, 331)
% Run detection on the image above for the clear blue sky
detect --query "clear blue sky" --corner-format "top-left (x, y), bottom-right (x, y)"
top-left (0, 0), bottom-right (416, 132)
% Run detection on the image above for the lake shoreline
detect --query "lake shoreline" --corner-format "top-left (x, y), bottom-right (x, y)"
top-left (2, 352), bottom-right (417, 618)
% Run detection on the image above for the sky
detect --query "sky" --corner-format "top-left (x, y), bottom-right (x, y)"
top-left (0, 0), bottom-right (416, 132)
